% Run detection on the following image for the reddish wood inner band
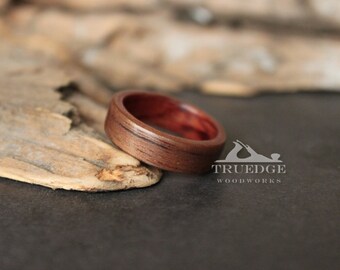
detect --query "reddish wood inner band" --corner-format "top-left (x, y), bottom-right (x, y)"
top-left (123, 94), bottom-right (218, 141)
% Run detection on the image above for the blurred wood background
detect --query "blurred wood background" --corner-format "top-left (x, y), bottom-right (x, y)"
top-left (1, 0), bottom-right (340, 96)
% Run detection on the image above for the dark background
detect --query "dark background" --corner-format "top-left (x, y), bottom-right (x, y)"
top-left (0, 92), bottom-right (339, 270)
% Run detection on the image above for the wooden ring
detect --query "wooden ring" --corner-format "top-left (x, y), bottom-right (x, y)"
top-left (105, 90), bottom-right (226, 173)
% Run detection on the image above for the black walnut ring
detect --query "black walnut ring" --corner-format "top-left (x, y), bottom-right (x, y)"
top-left (105, 90), bottom-right (226, 173)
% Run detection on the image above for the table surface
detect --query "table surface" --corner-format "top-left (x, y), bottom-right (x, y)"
top-left (0, 91), bottom-right (339, 270)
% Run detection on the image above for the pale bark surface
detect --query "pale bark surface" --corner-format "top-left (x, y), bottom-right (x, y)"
top-left (0, 40), bottom-right (161, 191)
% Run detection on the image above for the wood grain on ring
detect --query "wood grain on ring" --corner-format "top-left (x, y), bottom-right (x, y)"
top-left (105, 90), bottom-right (226, 173)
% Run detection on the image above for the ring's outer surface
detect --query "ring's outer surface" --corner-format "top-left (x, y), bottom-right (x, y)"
top-left (105, 90), bottom-right (226, 174)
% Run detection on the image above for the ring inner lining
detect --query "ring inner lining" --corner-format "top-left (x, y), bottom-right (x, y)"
top-left (123, 94), bottom-right (218, 141)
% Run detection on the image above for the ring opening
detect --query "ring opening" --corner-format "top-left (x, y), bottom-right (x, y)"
top-left (123, 93), bottom-right (218, 141)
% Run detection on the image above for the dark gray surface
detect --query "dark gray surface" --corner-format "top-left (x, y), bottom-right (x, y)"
top-left (0, 92), bottom-right (339, 270)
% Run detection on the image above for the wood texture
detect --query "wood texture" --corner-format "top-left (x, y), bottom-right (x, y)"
top-left (105, 91), bottom-right (226, 173)
top-left (0, 40), bottom-right (162, 191)
top-left (168, 0), bottom-right (340, 31)
top-left (23, 0), bottom-right (340, 31)
top-left (2, 5), bottom-right (340, 96)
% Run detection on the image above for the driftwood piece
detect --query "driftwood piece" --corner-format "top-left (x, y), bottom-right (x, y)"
top-left (5, 8), bottom-right (340, 95)
top-left (67, 92), bottom-right (107, 135)
top-left (0, 41), bottom-right (161, 191)
top-left (0, 20), bottom-right (114, 105)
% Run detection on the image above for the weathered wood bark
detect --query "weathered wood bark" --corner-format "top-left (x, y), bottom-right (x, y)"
top-left (0, 40), bottom-right (162, 191)
top-left (4, 7), bottom-right (340, 96)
